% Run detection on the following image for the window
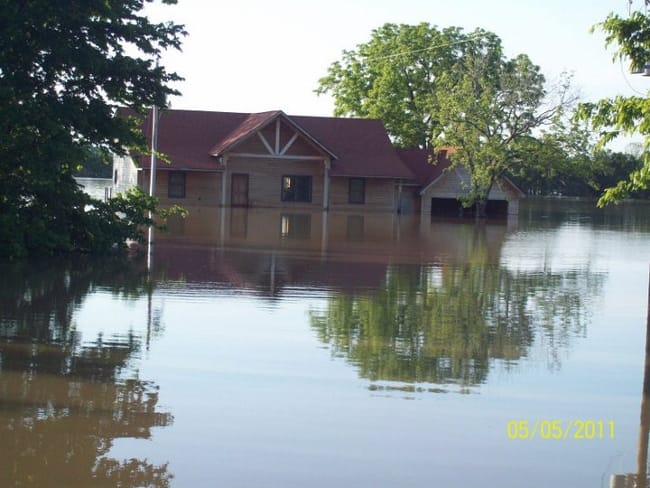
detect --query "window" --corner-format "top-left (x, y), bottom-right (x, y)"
top-left (348, 177), bottom-right (366, 204)
top-left (281, 175), bottom-right (312, 202)
top-left (168, 172), bottom-right (186, 198)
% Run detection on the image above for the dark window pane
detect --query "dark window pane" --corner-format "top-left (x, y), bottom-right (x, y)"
top-left (349, 178), bottom-right (365, 204)
top-left (281, 175), bottom-right (312, 202)
top-left (168, 172), bottom-right (186, 198)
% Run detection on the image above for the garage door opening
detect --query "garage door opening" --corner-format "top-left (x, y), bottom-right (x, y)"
top-left (430, 198), bottom-right (509, 218)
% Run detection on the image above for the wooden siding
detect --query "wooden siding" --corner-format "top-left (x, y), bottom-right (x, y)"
top-left (141, 170), bottom-right (222, 207)
top-left (226, 157), bottom-right (325, 208)
top-left (283, 136), bottom-right (322, 157)
top-left (420, 167), bottom-right (520, 215)
top-left (329, 177), bottom-right (397, 212)
top-left (234, 134), bottom-right (270, 154)
top-left (112, 155), bottom-right (139, 194)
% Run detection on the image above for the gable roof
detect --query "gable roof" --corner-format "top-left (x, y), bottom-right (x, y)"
top-left (398, 147), bottom-right (525, 198)
top-left (209, 110), bottom-right (338, 160)
top-left (396, 148), bottom-right (453, 187)
top-left (128, 108), bottom-right (414, 179)
top-left (208, 110), bottom-right (282, 157)
top-left (292, 115), bottom-right (413, 179)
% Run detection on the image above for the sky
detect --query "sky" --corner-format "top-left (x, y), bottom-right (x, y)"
top-left (144, 0), bottom-right (647, 147)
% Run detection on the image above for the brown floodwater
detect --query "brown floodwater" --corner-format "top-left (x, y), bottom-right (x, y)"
top-left (1, 197), bottom-right (650, 487)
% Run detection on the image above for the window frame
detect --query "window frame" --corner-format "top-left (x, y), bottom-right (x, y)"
top-left (281, 175), bottom-right (312, 203)
top-left (348, 177), bottom-right (366, 204)
top-left (168, 171), bottom-right (186, 199)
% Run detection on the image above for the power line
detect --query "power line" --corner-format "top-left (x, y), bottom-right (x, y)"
top-left (620, 58), bottom-right (648, 95)
top-left (363, 31), bottom-right (489, 63)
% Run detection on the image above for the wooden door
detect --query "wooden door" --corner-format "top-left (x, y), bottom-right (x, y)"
top-left (231, 173), bottom-right (249, 207)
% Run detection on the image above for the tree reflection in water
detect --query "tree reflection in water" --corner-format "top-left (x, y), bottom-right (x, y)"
top-left (310, 227), bottom-right (605, 389)
top-left (0, 258), bottom-right (173, 487)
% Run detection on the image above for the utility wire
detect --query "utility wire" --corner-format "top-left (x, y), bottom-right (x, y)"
top-left (363, 31), bottom-right (489, 62)
top-left (620, 58), bottom-right (648, 95)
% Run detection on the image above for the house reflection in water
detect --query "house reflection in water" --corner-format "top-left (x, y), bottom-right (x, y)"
top-left (161, 206), bottom-right (514, 261)
top-left (151, 207), bottom-right (599, 389)
top-left (154, 207), bottom-right (513, 295)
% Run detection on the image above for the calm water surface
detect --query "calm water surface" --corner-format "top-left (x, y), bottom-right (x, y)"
top-left (1, 198), bottom-right (650, 487)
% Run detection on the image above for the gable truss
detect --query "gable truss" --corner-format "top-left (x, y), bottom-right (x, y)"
top-left (230, 117), bottom-right (334, 161)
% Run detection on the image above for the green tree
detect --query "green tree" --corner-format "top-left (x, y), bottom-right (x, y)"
top-left (73, 146), bottom-right (113, 178)
top-left (434, 53), bottom-right (573, 214)
top-left (317, 22), bottom-right (573, 214)
top-left (316, 23), bottom-right (501, 149)
top-left (0, 0), bottom-right (186, 258)
top-left (576, 10), bottom-right (650, 205)
top-left (509, 115), bottom-right (599, 196)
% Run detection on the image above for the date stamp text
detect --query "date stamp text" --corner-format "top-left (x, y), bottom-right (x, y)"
top-left (506, 420), bottom-right (615, 440)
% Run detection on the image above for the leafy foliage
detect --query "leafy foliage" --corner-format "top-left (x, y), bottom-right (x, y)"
top-left (434, 52), bottom-right (574, 212)
top-left (0, 0), bottom-right (186, 258)
top-left (316, 23), bottom-right (501, 149)
top-left (318, 23), bottom-right (574, 212)
top-left (73, 146), bottom-right (113, 178)
top-left (575, 10), bottom-right (650, 205)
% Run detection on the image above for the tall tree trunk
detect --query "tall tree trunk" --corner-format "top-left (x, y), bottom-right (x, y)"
top-left (475, 200), bottom-right (488, 218)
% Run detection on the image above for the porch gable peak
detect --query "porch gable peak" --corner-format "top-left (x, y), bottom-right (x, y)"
top-left (209, 111), bottom-right (337, 161)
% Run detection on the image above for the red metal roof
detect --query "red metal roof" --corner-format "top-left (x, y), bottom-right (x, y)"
top-left (396, 148), bottom-right (453, 186)
top-left (128, 109), bottom-right (414, 179)
top-left (208, 111), bottom-right (282, 157)
top-left (291, 115), bottom-right (414, 179)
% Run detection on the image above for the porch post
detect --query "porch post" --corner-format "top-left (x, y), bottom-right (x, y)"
top-left (323, 158), bottom-right (330, 210)
top-left (220, 155), bottom-right (228, 207)
top-left (396, 179), bottom-right (403, 214)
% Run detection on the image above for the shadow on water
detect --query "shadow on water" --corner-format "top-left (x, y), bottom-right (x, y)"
top-left (0, 257), bottom-right (173, 487)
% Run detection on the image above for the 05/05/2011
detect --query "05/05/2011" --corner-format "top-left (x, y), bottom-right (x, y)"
top-left (506, 420), bottom-right (615, 440)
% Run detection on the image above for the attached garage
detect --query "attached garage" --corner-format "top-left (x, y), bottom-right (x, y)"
top-left (397, 148), bottom-right (522, 218)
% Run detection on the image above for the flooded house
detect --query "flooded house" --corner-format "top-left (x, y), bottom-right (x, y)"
top-left (112, 109), bottom-right (522, 216)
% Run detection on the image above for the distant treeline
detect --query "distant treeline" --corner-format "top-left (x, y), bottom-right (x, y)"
top-left (509, 150), bottom-right (650, 199)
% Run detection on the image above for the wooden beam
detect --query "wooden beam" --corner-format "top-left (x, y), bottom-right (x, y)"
top-left (230, 152), bottom-right (324, 161)
top-left (275, 119), bottom-right (280, 155)
top-left (257, 132), bottom-right (274, 155)
top-left (280, 132), bottom-right (299, 155)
